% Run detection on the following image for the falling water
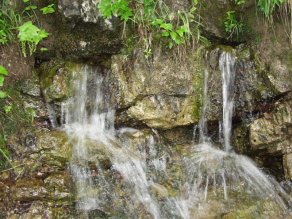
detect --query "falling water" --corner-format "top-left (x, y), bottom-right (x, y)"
top-left (61, 60), bottom-right (291, 218)
top-left (62, 65), bottom-right (116, 215)
top-left (188, 50), bottom-right (292, 216)
top-left (198, 69), bottom-right (210, 144)
top-left (61, 65), bottom-right (168, 218)
top-left (219, 51), bottom-right (235, 152)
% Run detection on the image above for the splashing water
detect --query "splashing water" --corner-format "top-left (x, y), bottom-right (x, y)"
top-left (186, 51), bottom-right (292, 217)
top-left (61, 60), bottom-right (291, 218)
top-left (62, 65), bottom-right (164, 218)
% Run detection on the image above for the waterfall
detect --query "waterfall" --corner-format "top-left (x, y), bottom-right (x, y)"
top-left (219, 51), bottom-right (235, 152)
top-left (198, 69), bottom-right (210, 144)
top-left (190, 50), bottom-right (291, 213)
top-left (62, 65), bottom-right (116, 214)
top-left (61, 61), bottom-right (291, 218)
top-left (62, 65), bottom-right (164, 218)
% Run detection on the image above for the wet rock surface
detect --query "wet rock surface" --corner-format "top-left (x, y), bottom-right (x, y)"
top-left (249, 101), bottom-right (292, 180)
top-left (1, 0), bottom-right (292, 218)
top-left (127, 95), bottom-right (195, 129)
top-left (108, 48), bottom-right (194, 108)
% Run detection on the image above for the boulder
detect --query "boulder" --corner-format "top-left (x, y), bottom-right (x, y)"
top-left (283, 153), bottom-right (292, 180)
top-left (11, 179), bottom-right (48, 202)
top-left (108, 48), bottom-right (194, 109)
top-left (264, 60), bottom-right (292, 95)
top-left (127, 95), bottom-right (195, 130)
top-left (249, 102), bottom-right (292, 154)
top-left (26, 130), bottom-right (72, 169)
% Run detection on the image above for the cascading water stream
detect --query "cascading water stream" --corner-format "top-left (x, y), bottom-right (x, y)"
top-left (198, 69), bottom-right (210, 144)
top-left (189, 50), bottom-right (292, 211)
top-left (61, 65), bottom-right (167, 218)
top-left (219, 51), bottom-right (235, 152)
top-left (60, 58), bottom-right (291, 218)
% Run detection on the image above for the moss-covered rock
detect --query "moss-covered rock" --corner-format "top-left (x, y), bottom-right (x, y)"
top-left (249, 102), bottom-right (292, 152)
top-left (108, 48), bottom-right (195, 109)
top-left (39, 61), bottom-right (79, 103)
top-left (283, 153), bottom-right (292, 180)
top-left (26, 130), bottom-right (72, 169)
top-left (263, 60), bottom-right (292, 95)
top-left (8, 201), bottom-right (75, 219)
top-left (127, 95), bottom-right (195, 130)
top-left (44, 171), bottom-right (73, 204)
top-left (11, 178), bottom-right (48, 202)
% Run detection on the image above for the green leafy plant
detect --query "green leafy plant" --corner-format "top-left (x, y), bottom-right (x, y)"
top-left (234, 0), bottom-right (245, 5)
top-left (4, 105), bottom-right (12, 114)
top-left (97, 0), bottom-right (202, 57)
top-left (0, 66), bottom-right (15, 171)
top-left (256, 0), bottom-right (292, 43)
top-left (40, 47), bottom-right (48, 52)
top-left (0, 142), bottom-right (14, 171)
top-left (22, 0), bottom-right (40, 26)
top-left (144, 48), bottom-right (152, 59)
top-left (257, 0), bottom-right (285, 20)
top-left (0, 0), bottom-right (53, 54)
top-left (17, 21), bottom-right (49, 57)
top-left (224, 10), bottom-right (243, 41)
top-left (40, 4), bottom-right (55, 15)
top-left (0, 0), bottom-right (23, 45)
top-left (26, 108), bottom-right (35, 123)
top-left (97, 0), bottom-right (133, 22)
top-left (0, 66), bottom-right (8, 98)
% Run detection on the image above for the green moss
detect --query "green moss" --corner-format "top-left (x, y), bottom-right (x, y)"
top-left (193, 49), bottom-right (205, 123)
top-left (40, 60), bottom-right (78, 103)
top-left (0, 83), bottom-right (31, 171)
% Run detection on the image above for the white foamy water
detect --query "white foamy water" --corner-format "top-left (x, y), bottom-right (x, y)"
top-left (59, 60), bottom-right (291, 219)
top-left (219, 51), bottom-right (236, 152)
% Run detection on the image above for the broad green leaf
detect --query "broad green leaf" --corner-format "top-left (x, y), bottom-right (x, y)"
top-left (41, 7), bottom-right (55, 15)
top-left (0, 66), bottom-right (8, 76)
top-left (160, 23), bottom-right (173, 31)
top-left (237, 1), bottom-right (245, 5)
top-left (229, 24), bottom-right (236, 28)
top-left (162, 31), bottom-right (169, 37)
top-left (25, 6), bottom-right (37, 11)
top-left (175, 36), bottom-right (182, 44)
top-left (0, 75), bottom-right (4, 86)
top-left (4, 105), bottom-right (12, 114)
top-left (180, 26), bottom-right (187, 32)
top-left (23, 0), bottom-right (29, 2)
top-left (177, 29), bottom-right (184, 37)
top-left (0, 91), bottom-right (7, 98)
top-left (170, 31), bottom-right (177, 40)
top-left (190, 7), bottom-right (196, 12)
top-left (0, 38), bottom-right (7, 44)
top-left (169, 41), bottom-right (173, 49)
top-left (155, 19), bottom-right (163, 25)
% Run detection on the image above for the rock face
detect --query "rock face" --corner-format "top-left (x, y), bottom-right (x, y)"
top-left (39, 61), bottom-right (78, 103)
top-left (3, 127), bottom-right (74, 218)
top-left (107, 48), bottom-right (195, 129)
top-left (127, 95), bottom-right (195, 129)
top-left (2, 0), bottom-right (292, 218)
top-left (58, 0), bottom-right (119, 29)
top-left (108, 48), bottom-right (194, 107)
top-left (263, 60), bottom-right (292, 94)
top-left (249, 101), bottom-right (292, 179)
top-left (108, 45), bottom-right (272, 130)
top-left (200, 45), bottom-right (273, 121)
